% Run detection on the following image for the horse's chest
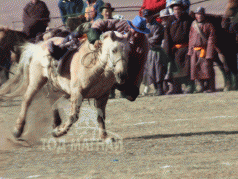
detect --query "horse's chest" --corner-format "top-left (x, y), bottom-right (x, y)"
top-left (84, 72), bottom-right (115, 98)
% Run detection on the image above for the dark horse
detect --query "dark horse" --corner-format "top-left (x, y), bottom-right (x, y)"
top-left (0, 27), bottom-right (27, 86)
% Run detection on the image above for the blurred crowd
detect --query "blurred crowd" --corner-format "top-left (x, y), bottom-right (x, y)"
top-left (19, 0), bottom-right (238, 98)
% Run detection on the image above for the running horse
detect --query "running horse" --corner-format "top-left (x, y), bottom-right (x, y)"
top-left (0, 26), bottom-right (27, 87)
top-left (1, 31), bottom-right (131, 141)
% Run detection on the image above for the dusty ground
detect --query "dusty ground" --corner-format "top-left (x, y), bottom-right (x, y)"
top-left (0, 65), bottom-right (238, 178)
top-left (1, 0), bottom-right (237, 178)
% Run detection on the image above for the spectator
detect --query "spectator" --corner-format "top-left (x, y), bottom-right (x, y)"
top-left (58, 0), bottom-right (85, 25)
top-left (85, 0), bottom-right (104, 22)
top-left (142, 9), bottom-right (170, 96)
top-left (187, 7), bottom-right (217, 93)
top-left (100, 3), bottom-right (115, 20)
top-left (74, 2), bottom-right (114, 36)
top-left (166, 0), bottom-right (190, 15)
top-left (139, 0), bottom-right (166, 23)
top-left (159, 8), bottom-right (171, 28)
top-left (22, 0), bottom-right (50, 41)
top-left (163, 0), bottom-right (194, 94)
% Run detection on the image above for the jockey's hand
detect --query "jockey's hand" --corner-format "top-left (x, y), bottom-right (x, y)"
top-left (94, 40), bottom-right (102, 48)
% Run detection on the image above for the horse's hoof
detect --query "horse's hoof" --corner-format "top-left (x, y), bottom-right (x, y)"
top-left (52, 128), bottom-right (67, 138)
top-left (104, 137), bottom-right (115, 144)
top-left (13, 129), bottom-right (22, 139)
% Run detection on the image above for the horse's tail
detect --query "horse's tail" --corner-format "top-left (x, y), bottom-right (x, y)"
top-left (0, 43), bottom-right (33, 99)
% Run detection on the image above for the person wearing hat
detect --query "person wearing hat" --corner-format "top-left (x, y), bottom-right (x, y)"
top-left (49, 2), bottom-right (115, 76)
top-left (158, 8), bottom-right (171, 28)
top-left (22, 0), bottom-right (50, 41)
top-left (187, 7), bottom-right (217, 93)
top-left (58, 0), bottom-right (85, 25)
top-left (100, 3), bottom-right (115, 20)
top-left (86, 15), bottom-right (150, 101)
top-left (166, 0), bottom-right (190, 15)
top-left (139, 0), bottom-right (166, 23)
top-left (163, 0), bottom-right (194, 94)
top-left (84, 0), bottom-right (104, 22)
top-left (141, 9), bottom-right (170, 96)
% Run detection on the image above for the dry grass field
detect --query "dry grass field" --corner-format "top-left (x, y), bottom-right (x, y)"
top-left (0, 0), bottom-right (237, 178)
top-left (0, 65), bottom-right (238, 178)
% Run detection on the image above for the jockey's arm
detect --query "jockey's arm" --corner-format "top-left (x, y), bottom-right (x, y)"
top-left (88, 19), bottom-right (129, 44)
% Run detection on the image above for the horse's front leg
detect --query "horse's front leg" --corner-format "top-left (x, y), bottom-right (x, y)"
top-left (13, 77), bottom-right (48, 138)
top-left (95, 92), bottom-right (111, 141)
top-left (52, 87), bottom-right (83, 138)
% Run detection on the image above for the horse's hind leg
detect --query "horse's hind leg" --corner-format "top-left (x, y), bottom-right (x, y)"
top-left (13, 75), bottom-right (47, 138)
top-left (52, 86), bottom-right (83, 138)
top-left (52, 95), bottom-right (70, 129)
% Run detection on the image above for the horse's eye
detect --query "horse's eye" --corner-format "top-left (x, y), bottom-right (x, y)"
top-left (112, 48), bottom-right (117, 53)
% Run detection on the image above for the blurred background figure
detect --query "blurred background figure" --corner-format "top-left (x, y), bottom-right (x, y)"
top-left (166, 0), bottom-right (190, 15)
top-left (58, 0), bottom-right (85, 25)
top-left (100, 2), bottom-right (115, 20)
top-left (84, 0), bottom-right (104, 22)
top-left (139, 0), bottom-right (166, 23)
top-left (22, 0), bottom-right (50, 41)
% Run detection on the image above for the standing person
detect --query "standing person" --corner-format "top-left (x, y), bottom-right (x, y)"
top-left (100, 2), bottom-right (115, 20)
top-left (58, 0), bottom-right (85, 25)
top-left (188, 7), bottom-right (217, 93)
top-left (163, 0), bottom-right (194, 94)
top-left (142, 9), bottom-right (170, 96)
top-left (22, 0), bottom-right (50, 41)
top-left (84, 0), bottom-right (104, 22)
top-left (166, 0), bottom-right (190, 15)
top-left (139, 0), bottom-right (166, 23)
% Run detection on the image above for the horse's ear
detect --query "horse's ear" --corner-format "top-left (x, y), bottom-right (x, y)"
top-left (110, 31), bottom-right (116, 41)
top-left (124, 31), bottom-right (131, 40)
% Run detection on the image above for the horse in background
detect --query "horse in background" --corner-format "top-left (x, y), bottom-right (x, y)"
top-left (225, 0), bottom-right (238, 22)
top-left (0, 26), bottom-right (28, 88)
top-left (0, 31), bottom-right (131, 142)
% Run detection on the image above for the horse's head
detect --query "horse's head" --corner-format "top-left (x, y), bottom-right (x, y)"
top-left (100, 31), bottom-right (131, 85)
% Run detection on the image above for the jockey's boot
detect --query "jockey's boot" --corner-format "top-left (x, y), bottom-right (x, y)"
top-left (49, 31), bottom-right (81, 60)
top-left (56, 50), bottom-right (72, 75)
top-left (49, 41), bottom-right (68, 61)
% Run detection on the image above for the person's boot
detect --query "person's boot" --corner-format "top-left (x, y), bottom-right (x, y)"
top-left (167, 79), bottom-right (182, 95)
top-left (204, 78), bottom-right (215, 93)
top-left (223, 71), bottom-right (232, 91)
top-left (142, 85), bottom-right (150, 96)
top-left (184, 80), bottom-right (195, 94)
top-left (154, 83), bottom-right (164, 96)
top-left (196, 80), bottom-right (205, 93)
